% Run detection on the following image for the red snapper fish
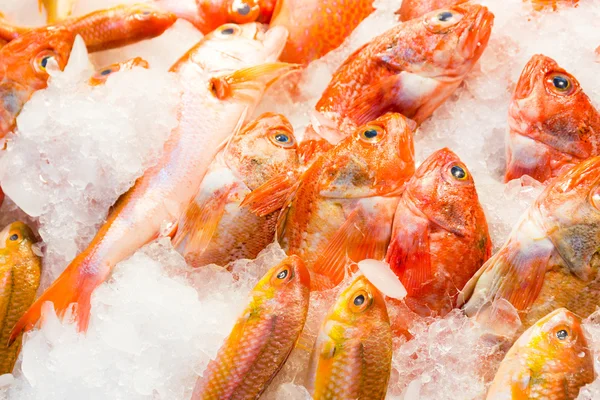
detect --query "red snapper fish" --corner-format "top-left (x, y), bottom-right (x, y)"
top-left (311, 3), bottom-right (494, 142)
top-left (506, 54), bottom-right (600, 183)
top-left (9, 23), bottom-right (294, 339)
top-left (386, 148), bottom-right (491, 317)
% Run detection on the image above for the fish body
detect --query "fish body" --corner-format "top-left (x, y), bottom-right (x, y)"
top-left (386, 148), bottom-right (491, 317)
top-left (506, 54), bottom-right (600, 183)
top-left (0, 222), bottom-right (42, 374)
top-left (275, 113), bottom-right (415, 290)
top-left (460, 156), bottom-right (600, 333)
top-left (396, 0), bottom-right (464, 22)
top-left (314, 3), bottom-right (493, 136)
top-left (10, 23), bottom-right (293, 338)
top-left (269, 0), bottom-right (375, 64)
top-left (39, 0), bottom-right (77, 23)
top-left (0, 27), bottom-right (74, 139)
top-left (0, 4), bottom-right (176, 53)
top-left (173, 113), bottom-right (301, 267)
top-left (486, 308), bottom-right (593, 400)
top-left (307, 275), bottom-right (392, 400)
top-left (89, 57), bottom-right (149, 86)
top-left (192, 255), bottom-right (310, 399)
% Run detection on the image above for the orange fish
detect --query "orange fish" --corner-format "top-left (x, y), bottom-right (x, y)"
top-left (386, 148), bottom-right (492, 317)
top-left (0, 4), bottom-right (176, 53)
top-left (307, 274), bottom-right (392, 399)
top-left (157, 0), bottom-right (276, 34)
top-left (269, 0), bottom-right (375, 64)
top-left (314, 3), bottom-right (494, 138)
top-left (460, 156), bottom-right (600, 334)
top-left (192, 255), bottom-right (310, 399)
top-left (173, 113), bottom-right (301, 267)
top-left (0, 222), bottom-right (42, 374)
top-left (89, 57), bottom-right (150, 86)
top-left (506, 54), bottom-right (600, 183)
top-left (396, 0), bottom-right (465, 22)
top-left (252, 113), bottom-right (415, 291)
top-left (9, 23), bottom-right (294, 339)
top-left (0, 27), bottom-right (74, 139)
top-left (486, 308), bottom-right (593, 400)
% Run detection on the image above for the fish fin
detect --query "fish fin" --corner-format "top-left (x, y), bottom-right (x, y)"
top-left (172, 185), bottom-right (233, 255)
top-left (342, 76), bottom-right (399, 126)
top-left (275, 179), bottom-right (302, 241)
top-left (9, 259), bottom-right (99, 344)
top-left (460, 236), bottom-right (552, 316)
top-left (385, 209), bottom-right (432, 297)
top-left (210, 63), bottom-right (300, 101)
top-left (241, 174), bottom-right (297, 217)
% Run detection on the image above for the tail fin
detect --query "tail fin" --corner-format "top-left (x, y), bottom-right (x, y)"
top-left (9, 259), bottom-right (99, 345)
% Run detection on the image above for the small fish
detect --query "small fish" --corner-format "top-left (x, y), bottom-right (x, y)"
top-left (261, 113), bottom-right (415, 290)
top-left (0, 4), bottom-right (176, 53)
top-left (192, 255), bottom-right (310, 399)
top-left (0, 27), bottom-right (74, 139)
top-left (89, 57), bottom-right (150, 86)
top-left (9, 23), bottom-right (294, 339)
top-left (269, 0), bottom-right (375, 64)
top-left (486, 308), bottom-right (593, 400)
top-left (173, 113), bottom-right (301, 267)
top-left (38, 0), bottom-right (77, 23)
top-left (307, 275), bottom-right (392, 400)
top-left (386, 148), bottom-right (492, 317)
top-left (506, 54), bottom-right (600, 183)
top-left (314, 3), bottom-right (494, 138)
top-left (460, 156), bottom-right (600, 334)
top-left (396, 0), bottom-right (465, 22)
top-left (0, 222), bottom-right (42, 374)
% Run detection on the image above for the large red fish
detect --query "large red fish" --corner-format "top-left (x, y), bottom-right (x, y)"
top-left (9, 23), bottom-right (294, 339)
top-left (506, 54), bottom-right (600, 183)
top-left (0, 28), bottom-right (74, 139)
top-left (312, 3), bottom-right (493, 142)
top-left (258, 113), bottom-right (415, 291)
top-left (460, 156), bottom-right (600, 334)
top-left (269, 0), bottom-right (375, 64)
top-left (0, 4), bottom-right (176, 53)
top-left (386, 148), bottom-right (491, 317)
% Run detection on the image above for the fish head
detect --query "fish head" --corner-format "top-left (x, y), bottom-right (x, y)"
top-left (225, 113), bottom-right (300, 189)
top-left (172, 23), bottom-right (288, 73)
top-left (537, 156), bottom-right (600, 280)
top-left (89, 57), bottom-right (150, 86)
top-left (406, 148), bottom-right (487, 238)
top-left (0, 221), bottom-right (37, 252)
top-left (251, 255), bottom-right (311, 310)
top-left (514, 308), bottom-right (591, 379)
top-left (381, 3), bottom-right (494, 81)
top-left (508, 54), bottom-right (598, 160)
top-left (319, 113), bottom-right (415, 198)
top-left (0, 28), bottom-right (74, 137)
top-left (121, 4), bottom-right (177, 38)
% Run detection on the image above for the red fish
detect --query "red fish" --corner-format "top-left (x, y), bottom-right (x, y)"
top-left (396, 0), bottom-right (465, 22)
top-left (386, 148), bottom-right (492, 317)
top-left (314, 3), bottom-right (494, 140)
top-left (89, 57), bottom-right (150, 86)
top-left (0, 4), bottom-right (176, 53)
top-left (269, 0), bottom-right (375, 64)
top-left (0, 28), bottom-right (74, 139)
top-left (256, 113), bottom-right (415, 291)
top-left (9, 23), bottom-right (294, 339)
top-left (506, 54), bottom-right (600, 183)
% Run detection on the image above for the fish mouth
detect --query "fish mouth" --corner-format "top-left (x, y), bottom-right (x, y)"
top-left (460, 5), bottom-right (494, 61)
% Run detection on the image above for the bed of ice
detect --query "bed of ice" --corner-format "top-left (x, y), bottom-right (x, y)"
top-left (0, 0), bottom-right (600, 398)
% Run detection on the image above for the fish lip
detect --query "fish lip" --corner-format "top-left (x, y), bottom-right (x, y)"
top-left (460, 6), bottom-right (494, 61)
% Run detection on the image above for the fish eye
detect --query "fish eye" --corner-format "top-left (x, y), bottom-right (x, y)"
top-left (269, 131), bottom-right (296, 148)
top-left (349, 289), bottom-right (372, 313)
top-left (277, 269), bottom-right (288, 279)
top-left (270, 264), bottom-right (293, 285)
top-left (424, 9), bottom-right (464, 33)
top-left (545, 72), bottom-right (575, 95)
top-left (450, 164), bottom-right (468, 180)
top-left (9, 233), bottom-right (18, 241)
top-left (33, 50), bottom-right (58, 74)
top-left (229, 0), bottom-right (260, 23)
top-left (358, 125), bottom-right (384, 143)
top-left (556, 329), bottom-right (568, 340)
top-left (217, 24), bottom-right (242, 37)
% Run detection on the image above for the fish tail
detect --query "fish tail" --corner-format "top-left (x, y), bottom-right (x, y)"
top-left (9, 258), bottom-right (101, 345)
